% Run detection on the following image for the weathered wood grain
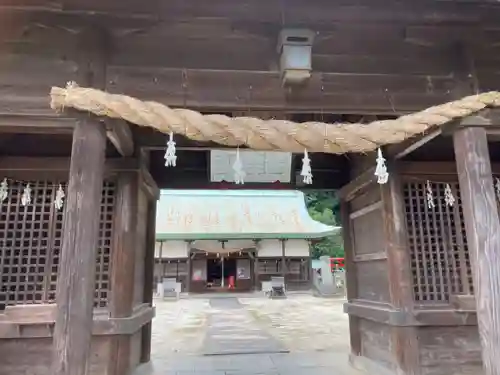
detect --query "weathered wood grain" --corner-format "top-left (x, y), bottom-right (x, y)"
top-left (110, 173), bottom-right (138, 318)
top-left (0, 337), bottom-right (112, 375)
top-left (340, 201), bottom-right (361, 356)
top-left (106, 66), bottom-right (455, 114)
top-left (108, 172), bottom-right (138, 375)
top-left (140, 199), bottom-right (157, 363)
top-left (0, 156), bottom-right (139, 172)
top-left (380, 170), bottom-right (420, 375)
top-left (51, 116), bottom-right (106, 375)
top-left (105, 118), bottom-right (134, 157)
top-left (453, 126), bottom-right (500, 375)
top-left (337, 167), bottom-right (376, 202)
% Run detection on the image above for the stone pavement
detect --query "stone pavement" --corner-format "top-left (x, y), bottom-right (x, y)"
top-left (136, 352), bottom-right (359, 375)
top-left (134, 294), bottom-right (363, 375)
top-left (202, 298), bottom-right (287, 356)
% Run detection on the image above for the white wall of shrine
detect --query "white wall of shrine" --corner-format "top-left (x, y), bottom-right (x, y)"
top-left (258, 239), bottom-right (310, 257)
top-left (155, 240), bottom-right (189, 258)
top-left (154, 239), bottom-right (311, 259)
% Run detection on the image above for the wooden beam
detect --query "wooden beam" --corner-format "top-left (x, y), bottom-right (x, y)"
top-left (0, 114), bottom-right (74, 134)
top-left (51, 115), bottom-right (107, 375)
top-left (400, 161), bottom-right (500, 176)
top-left (0, 70), bottom-right (455, 116)
top-left (0, 156), bottom-right (139, 172)
top-left (0, 0), bottom-right (497, 26)
top-left (0, 51), bottom-right (456, 115)
top-left (453, 126), bottom-right (500, 375)
top-left (386, 109), bottom-right (500, 160)
top-left (154, 0), bottom-right (500, 26)
top-left (108, 172), bottom-right (138, 375)
top-left (386, 129), bottom-right (442, 160)
top-left (107, 67), bottom-right (455, 115)
top-left (140, 166), bottom-right (160, 201)
top-left (104, 118), bottom-right (134, 157)
top-left (404, 25), bottom-right (482, 47)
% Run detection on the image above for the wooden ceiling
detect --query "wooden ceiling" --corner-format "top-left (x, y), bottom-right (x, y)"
top-left (0, 0), bottom-right (499, 116)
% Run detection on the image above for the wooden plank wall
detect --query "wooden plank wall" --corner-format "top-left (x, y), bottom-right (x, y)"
top-left (419, 326), bottom-right (482, 375)
top-left (0, 337), bottom-right (112, 375)
top-left (3, 0), bottom-right (500, 117)
top-left (350, 188), bottom-right (388, 303)
top-left (0, 157), bottom-right (157, 375)
top-left (342, 160), bottom-right (485, 375)
top-left (344, 181), bottom-right (396, 369)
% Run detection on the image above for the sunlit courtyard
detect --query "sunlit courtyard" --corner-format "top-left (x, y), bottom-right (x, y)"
top-left (135, 294), bottom-right (361, 375)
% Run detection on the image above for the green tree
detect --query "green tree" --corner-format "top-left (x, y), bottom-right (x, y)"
top-left (304, 191), bottom-right (344, 259)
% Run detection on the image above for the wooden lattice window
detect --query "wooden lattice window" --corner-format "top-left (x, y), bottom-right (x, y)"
top-left (257, 259), bottom-right (283, 274)
top-left (0, 180), bottom-right (115, 308)
top-left (403, 181), bottom-right (473, 303)
top-left (164, 261), bottom-right (179, 277)
top-left (286, 259), bottom-right (309, 281)
top-left (94, 182), bottom-right (115, 308)
top-left (161, 260), bottom-right (188, 280)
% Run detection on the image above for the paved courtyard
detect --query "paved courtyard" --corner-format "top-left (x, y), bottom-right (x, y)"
top-left (134, 294), bottom-right (362, 375)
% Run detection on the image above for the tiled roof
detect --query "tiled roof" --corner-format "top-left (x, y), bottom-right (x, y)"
top-left (156, 190), bottom-right (339, 240)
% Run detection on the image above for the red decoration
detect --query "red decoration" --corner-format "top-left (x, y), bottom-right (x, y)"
top-left (330, 257), bottom-right (345, 270)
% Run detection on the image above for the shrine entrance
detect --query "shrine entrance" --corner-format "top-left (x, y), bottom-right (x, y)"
top-left (206, 255), bottom-right (236, 290)
top-left (2, 2), bottom-right (500, 375)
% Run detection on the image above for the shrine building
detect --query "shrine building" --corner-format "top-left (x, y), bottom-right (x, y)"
top-left (153, 189), bottom-right (337, 292)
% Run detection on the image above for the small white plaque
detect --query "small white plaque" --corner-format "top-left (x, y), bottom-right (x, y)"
top-left (210, 150), bottom-right (292, 183)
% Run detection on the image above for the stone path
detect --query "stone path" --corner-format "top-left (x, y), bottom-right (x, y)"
top-left (240, 296), bottom-right (350, 353)
top-left (202, 298), bottom-right (287, 356)
top-left (137, 352), bottom-right (359, 375)
top-left (134, 294), bottom-right (364, 375)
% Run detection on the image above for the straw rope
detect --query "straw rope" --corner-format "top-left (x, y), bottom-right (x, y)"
top-left (49, 82), bottom-right (500, 154)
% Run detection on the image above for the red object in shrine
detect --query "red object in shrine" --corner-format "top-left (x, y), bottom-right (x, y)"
top-left (228, 276), bottom-right (235, 289)
top-left (330, 257), bottom-right (345, 270)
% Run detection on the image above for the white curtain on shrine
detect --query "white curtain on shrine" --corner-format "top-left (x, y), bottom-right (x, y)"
top-left (192, 239), bottom-right (255, 253)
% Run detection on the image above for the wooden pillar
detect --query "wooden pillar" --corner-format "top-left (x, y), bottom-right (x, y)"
top-left (161, 242), bottom-right (166, 280)
top-left (221, 241), bottom-right (226, 287)
top-left (108, 173), bottom-right (138, 375)
top-left (380, 169), bottom-right (419, 375)
top-left (186, 241), bottom-right (192, 293)
top-left (158, 241), bottom-right (164, 282)
top-left (140, 199), bottom-right (158, 364)
top-left (453, 126), bottom-right (500, 375)
top-left (306, 241), bottom-right (313, 290)
top-left (51, 116), bottom-right (106, 375)
top-left (340, 201), bottom-right (361, 357)
top-left (280, 239), bottom-right (287, 281)
top-left (51, 27), bottom-right (110, 375)
top-left (305, 257), bottom-right (312, 289)
top-left (253, 240), bottom-right (260, 290)
top-left (110, 173), bottom-right (138, 315)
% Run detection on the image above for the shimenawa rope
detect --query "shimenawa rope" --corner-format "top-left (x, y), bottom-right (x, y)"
top-left (49, 82), bottom-right (500, 154)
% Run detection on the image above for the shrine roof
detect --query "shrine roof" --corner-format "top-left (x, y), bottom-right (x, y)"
top-left (155, 190), bottom-right (339, 240)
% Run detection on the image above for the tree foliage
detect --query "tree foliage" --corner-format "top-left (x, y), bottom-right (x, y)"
top-left (304, 191), bottom-right (344, 259)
